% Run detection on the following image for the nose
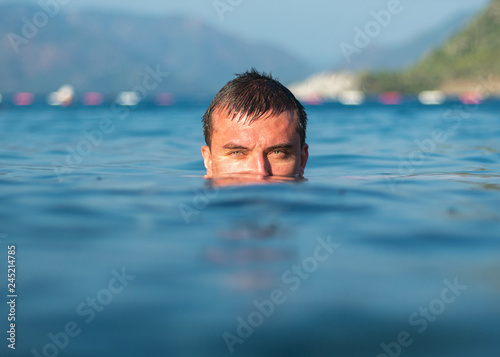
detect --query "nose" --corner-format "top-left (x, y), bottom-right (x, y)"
top-left (249, 154), bottom-right (272, 176)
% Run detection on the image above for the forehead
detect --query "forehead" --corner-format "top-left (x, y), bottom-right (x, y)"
top-left (211, 109), bottom-right (296, 137)
top-left (212, 111), bottom-right (300, 143)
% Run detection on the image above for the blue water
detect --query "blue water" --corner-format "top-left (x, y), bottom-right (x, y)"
top-left (1, 102), bottom-right (499, 356)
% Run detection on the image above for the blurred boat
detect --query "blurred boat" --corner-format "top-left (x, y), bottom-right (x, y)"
top-left (338, 91), bottom-right (365, 105)
top-left (47, 85), bottom-right (75, 106)
top-left (116, 91), bottom-right (141, 106)
top-left (83, 92), bottom-right (104, 106)
top-left (14, 92), bottom-right (35, 106)
top-left (418, 91), bottom-right (445, 105)
top-left (289, 72), bottom-right (357, 103)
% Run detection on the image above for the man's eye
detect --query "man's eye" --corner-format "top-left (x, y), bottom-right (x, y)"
top-left (271, 150), bottom-right (288, 157)
top-left (230, 151), bottom-right (244, 156)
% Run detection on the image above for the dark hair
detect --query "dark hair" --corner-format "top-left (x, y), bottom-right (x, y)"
top-left (202, 69), bottom-right (307, 147)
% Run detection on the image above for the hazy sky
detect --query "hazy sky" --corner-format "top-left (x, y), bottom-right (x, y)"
top-left (10, 0), bottom-right (492, 69)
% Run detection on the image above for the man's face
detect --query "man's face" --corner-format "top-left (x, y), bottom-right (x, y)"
top-left (201, 110), bottom-right (308, 179)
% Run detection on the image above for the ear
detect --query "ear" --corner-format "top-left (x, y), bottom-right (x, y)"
top-left (201, 145), bottom-right (213, 178)
top-left (299, 143), bottom-right (309, 177)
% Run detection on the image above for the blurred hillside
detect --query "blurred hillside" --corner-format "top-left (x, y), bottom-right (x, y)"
top-left (0, 3), bottom-right (313, 99)
top-left (334, 11), bottom-right (475, 72)
top-left (361, 0), bottom-right (500, 94)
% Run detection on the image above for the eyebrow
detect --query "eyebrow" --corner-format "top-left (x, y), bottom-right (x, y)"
top-left (267, 143), bottom-right (294, 151)
top-left (221, 142), bottom-right (294, 151)
top-left (222, 142), bottom-right (248, 150)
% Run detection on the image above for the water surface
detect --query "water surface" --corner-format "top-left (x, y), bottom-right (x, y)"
top-left (0, 102), bottom-right (499, 356)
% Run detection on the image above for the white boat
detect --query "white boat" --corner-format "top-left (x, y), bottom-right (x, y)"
top-left (338, 91), bottom-right (365, 105)
top-left (47, 85), bottom-right (75, 106)
top-left (116, 91), bottom-right (141, 106)
top-left (418, 91), bottom-right (445, 105)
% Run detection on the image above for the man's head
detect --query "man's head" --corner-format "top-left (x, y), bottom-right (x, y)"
top-left (201, 69), bottom-right (309, 179)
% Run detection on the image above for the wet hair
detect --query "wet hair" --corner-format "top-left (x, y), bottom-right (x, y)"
top-left (202, 69), bottom-right (307, 148)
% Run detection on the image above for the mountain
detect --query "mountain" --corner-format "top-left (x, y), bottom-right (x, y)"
top-left (0, 3), bottom-right (314, 100)
top-left (334, 11), bottom-right (475, 71)
top-left (288, 7), bottom-right (487, 100)
top-left (361, 0), bottom-right (500, 94)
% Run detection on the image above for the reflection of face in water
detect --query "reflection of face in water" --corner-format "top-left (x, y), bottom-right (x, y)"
top-left (207, 172), bottom-right (307, 187)
top-left (204, 219), bottom-right (296, 291)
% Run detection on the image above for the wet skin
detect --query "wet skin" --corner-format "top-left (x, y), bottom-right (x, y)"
top-left (201, 110), bottom-right (308, 181)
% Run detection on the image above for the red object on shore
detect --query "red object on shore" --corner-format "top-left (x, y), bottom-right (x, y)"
top-left (155, 92), bottom-right (175, 106)
top-left (83, 92), bottom-right (104, 106)
top-left (303, 95), bottom-right (323, 106)
top-left (14, 92), bottom-right (34, 106)
top-left (379, 91), bottom-right (402, 105)
top-left (459, 92), bottom-right (483, 105)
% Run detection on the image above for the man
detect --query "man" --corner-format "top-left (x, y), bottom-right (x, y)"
top-left (201, 69), bottom-right (309, 182)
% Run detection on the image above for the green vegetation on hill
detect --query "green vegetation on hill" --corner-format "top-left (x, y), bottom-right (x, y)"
top-left (361, 0), bottom-right (500, 93)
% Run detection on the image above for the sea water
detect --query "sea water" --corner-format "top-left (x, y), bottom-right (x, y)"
top-left (0, 101), bottom-right (499, 356)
